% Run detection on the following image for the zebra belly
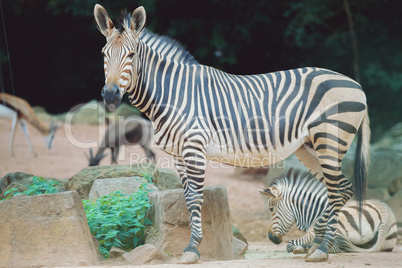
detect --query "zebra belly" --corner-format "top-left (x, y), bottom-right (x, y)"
top-left (205, 139), bottom-right (304, 168)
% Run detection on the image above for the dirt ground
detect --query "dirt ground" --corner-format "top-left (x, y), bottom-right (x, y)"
top-left (1, 118), bottom-right (401, 267)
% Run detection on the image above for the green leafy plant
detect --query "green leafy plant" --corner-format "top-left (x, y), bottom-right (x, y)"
top-left (24, 176), bottom-right (60, 195)
top-left (83, 175), bottom-right (155, 258)
top-left (2, 176), bottom-right (60, 200)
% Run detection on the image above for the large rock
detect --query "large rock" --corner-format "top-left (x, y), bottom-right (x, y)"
top-left (0, 182), bottom-right (28, 199)
top-left (373, 122), bottom-right (402, 152)
top-left (0, 191), bottom-right (99, 267)
top-left (232, 236), bottom-right (248, 259)
top-left (146, 186), bottom-right (233, 260)
top-left (232, 225), bottom-right (248, 245)
top-left (157, 168), bottom-right (182, 190)
top-left (88, 177), bottom-right (158, 201)
top-left (341, 125), bottom-right (402, 198)
top-left (386, 190), bottom-right (402, 226)
top-left (109, 247), bottom-right (127, 258)
top-left (0, 172), bottom-right (66, 194)
top-left (66, 163), bottom-right (158, 200)
top-left (342, 148), bottom-right (402, 190)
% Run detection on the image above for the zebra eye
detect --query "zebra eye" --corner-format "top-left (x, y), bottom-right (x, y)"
top-left (269, 207), bottom-right (274, 212)
top-left (127, 52), bottom-right (135, 58)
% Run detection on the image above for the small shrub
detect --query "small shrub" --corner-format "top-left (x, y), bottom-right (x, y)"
top-left (2, 176), bottom-right (60, 199)
top-left (83, 175), bottom-right (155, 257)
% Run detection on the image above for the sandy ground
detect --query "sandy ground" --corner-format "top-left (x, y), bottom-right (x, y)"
top-left (1, 118), bottom-right (401, 267)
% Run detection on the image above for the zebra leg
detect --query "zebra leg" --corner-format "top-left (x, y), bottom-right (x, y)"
top-left (287, 226), bottom-right (315, 254)
top-left (294, 146), bottom-right (326, 254)
top-left (306, 147), bottom-right (351, 261)
top-left (174, 146), bottom-right (206, 264)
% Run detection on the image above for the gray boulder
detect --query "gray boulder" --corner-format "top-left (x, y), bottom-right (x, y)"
top-left (232, 236), bottom-right (248, 259)
top-left (386, 190), bottom-right (402, 226)
top-left (0, 182), bottom-right (28, 199)
top-left (0, 172), bottom-right (66, 194)
top-left (232, 225), bottom-right (248, 245)
top-left (157, 168), bottom-right (182, 190)
top-left (342, 148), bottom-right (402, 191)
top-left (0, 191), bottom-right (100, 267)
top-left (108, 247), bottom-right (127, 258)
top-left (122, 244), bottom-right (169, 265)
top-left (88, 177), bottom-right (158, 201)
top-left (146, 186), bottom-right (233, 260)
top-left (66, 163), bottom-right (158, 200)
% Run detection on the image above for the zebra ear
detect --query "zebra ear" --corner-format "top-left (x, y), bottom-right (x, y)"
top-left (94, 4), bottom-right (115, 38)
top-left (131, 6), bottom-right (146, 37)
top-left (259, 188), bottom-right (280, 199)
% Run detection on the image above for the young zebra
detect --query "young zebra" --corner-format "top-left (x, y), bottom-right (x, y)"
top-left (93, 5), bottom-right (370, 263)
top-left (260, 169), bottom-right (397, 253)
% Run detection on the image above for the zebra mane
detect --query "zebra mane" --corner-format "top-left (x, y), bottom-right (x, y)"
top-left (116, 11), bottom-right (198, 65)
top-left (270, 168), bottom-right (324, 193)
top-left (116, 10), bottom-right (132, 33)
top-left (140, 29), bottom-right (198, 65)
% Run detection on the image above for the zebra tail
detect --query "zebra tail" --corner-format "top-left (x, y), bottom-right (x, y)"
top-left (354, 108), bottom-right (370, 228)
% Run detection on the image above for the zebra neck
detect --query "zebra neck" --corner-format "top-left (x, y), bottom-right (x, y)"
top-left (129, 41), bottom-right (188, 122)
top-left (128, 42), bottom-right (159, 120)
top-left (291, 191), bottom-right (328, 232)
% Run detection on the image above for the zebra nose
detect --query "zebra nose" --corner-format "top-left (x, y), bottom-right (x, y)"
top-left (268, 232), bottom-right (282, 244)
top-left (101, 83), bottom-right (120, 104)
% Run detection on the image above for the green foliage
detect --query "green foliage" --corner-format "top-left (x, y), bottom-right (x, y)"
top-left (82, 176), bottom-right (154, 258)
top-left (2, 176), bottom-right (60, 199)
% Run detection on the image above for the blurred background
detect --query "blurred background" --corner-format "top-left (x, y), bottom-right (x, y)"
top-left (0, 0), bottom-right (401, 140)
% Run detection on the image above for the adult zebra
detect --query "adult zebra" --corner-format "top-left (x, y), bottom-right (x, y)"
top-left (93, 5), bottom-right (370, 263)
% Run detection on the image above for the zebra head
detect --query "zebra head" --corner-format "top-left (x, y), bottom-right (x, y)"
top-left (259, 186), bottom-right (294, 245)
top-left (94, 4), bottom-right (146, 111)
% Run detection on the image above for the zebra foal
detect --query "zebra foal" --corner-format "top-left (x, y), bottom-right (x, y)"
top-left (260, 169), bottom-right (397, 253)
top-left (93, 5), bottom-right (370, 263)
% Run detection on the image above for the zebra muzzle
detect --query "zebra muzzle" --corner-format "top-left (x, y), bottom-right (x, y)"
top-left (101, 83), bottom-right (121, 111)
top-left (268, 232), bottom-right (282, 244)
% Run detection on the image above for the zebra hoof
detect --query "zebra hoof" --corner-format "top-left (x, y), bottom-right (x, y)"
top-left (304, 243), bottom-right (319, 259)
top-left (305, 249), bottom-right (328, 262)
top-left (179, 251), bottom-right (200, 264)
top-left (293, 246), bottom-right (307, 254)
